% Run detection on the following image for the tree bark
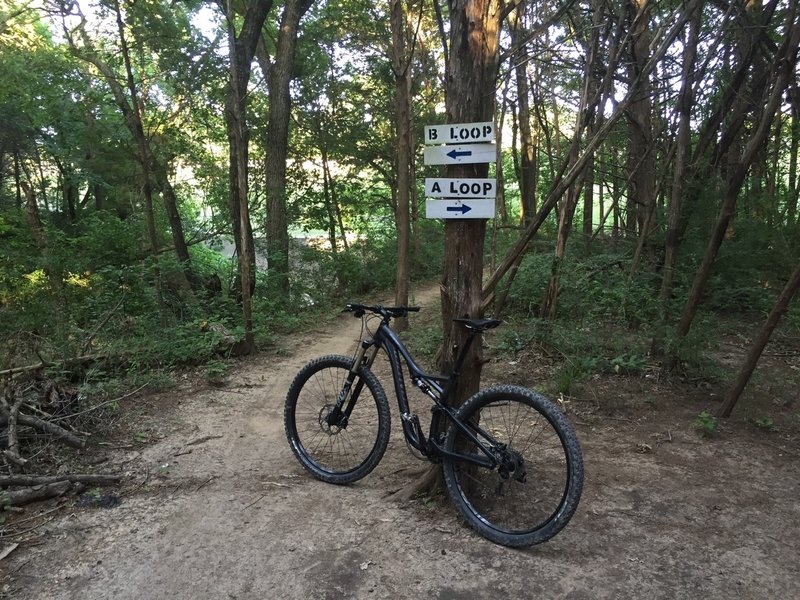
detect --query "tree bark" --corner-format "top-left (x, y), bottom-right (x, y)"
top-left (390, 0), bottom-right (413, 331)
top-left (787, 76), bottom-right (800, 225)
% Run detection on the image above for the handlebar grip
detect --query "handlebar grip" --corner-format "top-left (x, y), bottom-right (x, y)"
top-left (343, 303), bottom-right (366, 317)
top-left (344, 303), bottom-right (421, 319)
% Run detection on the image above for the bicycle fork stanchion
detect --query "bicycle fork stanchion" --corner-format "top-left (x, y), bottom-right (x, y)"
top-left (326, 340), bottom-right (376, 428)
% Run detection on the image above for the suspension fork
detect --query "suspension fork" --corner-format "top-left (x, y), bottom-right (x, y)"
top-left (326, 339), bottom-right (380, 427)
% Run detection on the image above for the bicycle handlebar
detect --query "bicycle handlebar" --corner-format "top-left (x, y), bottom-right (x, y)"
top-left (344, 303), bottom-right (421, 320)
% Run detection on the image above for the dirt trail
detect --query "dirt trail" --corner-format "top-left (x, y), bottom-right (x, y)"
top-left (3, 285), bottom-right (800, 599)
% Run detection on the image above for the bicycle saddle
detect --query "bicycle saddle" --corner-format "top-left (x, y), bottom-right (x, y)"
top-left (453, 318), bottom-right (502, 332)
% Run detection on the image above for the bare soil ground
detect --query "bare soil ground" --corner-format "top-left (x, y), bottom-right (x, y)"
top-left (2, 285), bottom-right (799, 599)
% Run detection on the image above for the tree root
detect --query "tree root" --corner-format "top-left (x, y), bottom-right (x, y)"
top-left (386, 464), bottom-right (443, 503)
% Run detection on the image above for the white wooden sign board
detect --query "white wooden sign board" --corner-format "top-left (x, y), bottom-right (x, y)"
top-left (426, 199), bottom-right (496, 219)
top-left (424, 122), bottom-right (495, 145)
top-left (423, 144), bottom-right (496, 166)
top-left (425, 178), bottom-right (496, 198)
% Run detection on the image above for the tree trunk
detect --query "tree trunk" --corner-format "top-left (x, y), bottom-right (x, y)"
top-left (718, 260), bottom-right (800, 417)
top-left (496, 79), bottom-right (510, 226)
top-left (263, 0), bottom-right (313, 301)
top-left (223, 0), bottom-right (274, 350)
top-left (152, 162), bottom-right (193, 274)
top-left (625, 0), bottom-right (655, 240)
top-left (391, 0), bottom-right (413, 331)
top-left (509, 1), bottom-right (537, 226)
top-left (787, 76), bottom-right (800, 225)
top-left (652, 7), bottom-right (701, 355)
top-left (321, 145), bottom-right (338, 254)
top-left (111, 0), bottom-right (159, 266)
top-left (440, 0), bottom-right (503, 409)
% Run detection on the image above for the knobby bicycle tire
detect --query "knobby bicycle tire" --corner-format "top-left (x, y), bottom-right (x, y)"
top-left (284, 355), bottom-right (391, 484)
top-left (442, 385), bottom-right (584, 547)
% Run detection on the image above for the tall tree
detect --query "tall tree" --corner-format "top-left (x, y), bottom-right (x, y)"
top-left (652, 5), bottom-right (702, 354)
top-left (539, 0), bottom-right (607, 319)
top-left (222, 0), bottom-right (274, 349)
top-left (625, 0), bottom-right (655, 239)
top-left (481, 0), bottom-right (703, 307)
top-left (390, 0), bottom-right (413, 331)
top-left (261, 0), bottom-right (313, 300)
top-left (508, 0), bottom-right (537, 226)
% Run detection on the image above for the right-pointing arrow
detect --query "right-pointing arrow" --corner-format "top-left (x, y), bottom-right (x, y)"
top-left (446, 204), bottom-right (472, 215)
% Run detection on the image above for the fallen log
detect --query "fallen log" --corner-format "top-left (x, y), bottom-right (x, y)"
top-left (0, 474), bottom-right (122, 487)
top-left (3, 481), bottom-right (71, 506)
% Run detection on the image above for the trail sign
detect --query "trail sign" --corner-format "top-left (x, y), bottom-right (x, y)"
top-left (423, 144), bottom-right (496, 166)
top-left (424, 122), bottom-right (495, 145)
top-left (426, 199), bottom-right (496, 219)
top-left (425, 178), bottom-right (496, 198)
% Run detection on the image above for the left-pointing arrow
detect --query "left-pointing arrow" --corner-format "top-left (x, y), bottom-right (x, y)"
top-left (446, 204), bottom-right (472, 215)
top-left (446, 149), bottom-right (472, 160)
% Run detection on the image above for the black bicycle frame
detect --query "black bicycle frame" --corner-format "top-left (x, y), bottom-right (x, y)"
top-left (338, 319), bottom-right (500, 470)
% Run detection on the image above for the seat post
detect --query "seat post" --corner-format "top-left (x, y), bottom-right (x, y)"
top-left (450, 329), bottom-right (479, 378)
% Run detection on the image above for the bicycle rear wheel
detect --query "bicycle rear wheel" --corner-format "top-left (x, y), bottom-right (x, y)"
top-left (284, 355), bottom-right (390, 484)
top-left (442, 385), bottom-right (583, 547)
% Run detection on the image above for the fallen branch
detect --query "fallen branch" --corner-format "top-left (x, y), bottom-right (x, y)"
top-left (0, 474), bottom-right (122, 487)
top-left (3, 481), bottom-right (71, 506)
top-left (2, 392), bottom-right (28, 468)
top-left (0, 409), bottom-right (86, 448)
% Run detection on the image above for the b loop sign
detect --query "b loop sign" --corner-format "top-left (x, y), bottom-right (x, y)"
top-left (424, 122), bottom-right (495, 145)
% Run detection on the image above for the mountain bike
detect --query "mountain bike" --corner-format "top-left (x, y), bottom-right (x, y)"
top-left (284, 303), bottom-right (584, 547)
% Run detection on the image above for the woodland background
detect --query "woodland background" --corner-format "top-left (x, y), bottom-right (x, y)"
top-left (1, 0), bottom-right (799, 443)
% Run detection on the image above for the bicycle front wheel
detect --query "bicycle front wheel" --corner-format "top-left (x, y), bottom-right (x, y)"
top-left (284, 355), bottom-right (390, 484)
top-left (442, 385), bottom-right (583, 547)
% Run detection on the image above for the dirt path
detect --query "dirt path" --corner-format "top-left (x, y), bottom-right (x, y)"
top-left (2, 285), bottom-right (800, 599)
